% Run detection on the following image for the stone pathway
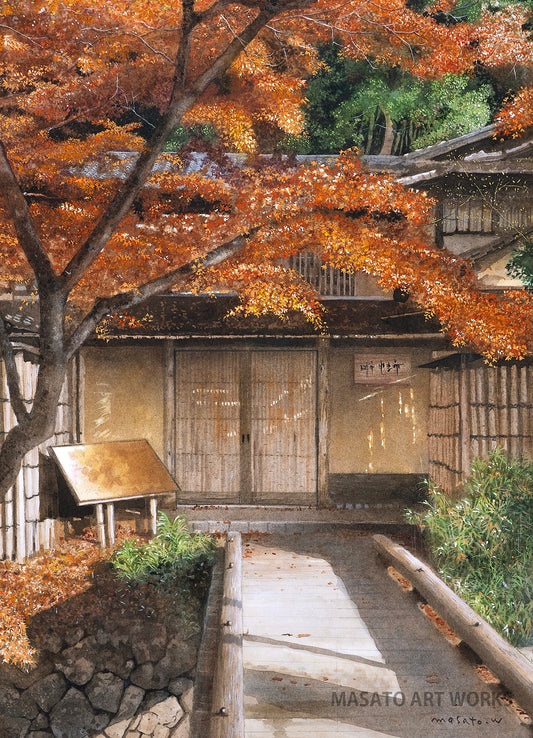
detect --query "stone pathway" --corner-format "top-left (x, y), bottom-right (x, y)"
top-left (242, 531), bottom-right (531, 738)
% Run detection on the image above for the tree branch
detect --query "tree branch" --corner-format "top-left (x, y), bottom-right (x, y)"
top-left (59, 2), bottom-right (283, 293)
top-left (0, 142), bottom-right (58, 289)
top-left (64, 226), bottom-right (261, 357)
top-left (0, 316), bottom-right (30, 424)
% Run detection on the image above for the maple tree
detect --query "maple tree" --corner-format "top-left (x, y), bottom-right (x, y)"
top-left (1, 0), bottom-right (533, 508)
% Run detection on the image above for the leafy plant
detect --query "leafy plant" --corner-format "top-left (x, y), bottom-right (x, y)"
top-left (506, 240), bottom-right (533, 291)
top-left (111, 512), bottom-right (217, 589)
top-left (407, 448), bottom-right (533, 645)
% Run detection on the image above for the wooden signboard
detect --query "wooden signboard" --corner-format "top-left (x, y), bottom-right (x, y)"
top-left (50, 439), bottom-right (179, 547)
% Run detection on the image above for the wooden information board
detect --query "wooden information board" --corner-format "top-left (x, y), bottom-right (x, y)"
top-left (50, 439), bottom-right (179, 546)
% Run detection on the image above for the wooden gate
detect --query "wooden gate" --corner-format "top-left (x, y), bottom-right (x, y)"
top-left (174, 349), bottom-right (317, 504)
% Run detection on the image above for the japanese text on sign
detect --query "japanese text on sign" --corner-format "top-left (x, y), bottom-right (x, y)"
top-left (354, 354), bottom-right (411, 384)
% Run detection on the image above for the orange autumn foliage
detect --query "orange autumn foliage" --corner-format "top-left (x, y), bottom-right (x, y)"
top-left (0, 0), bottom-right (532, 511)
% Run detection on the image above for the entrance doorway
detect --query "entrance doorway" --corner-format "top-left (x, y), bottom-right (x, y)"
top-left (174, 349), bottom-right (317, 504)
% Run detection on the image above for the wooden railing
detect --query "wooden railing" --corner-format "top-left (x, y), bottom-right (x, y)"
top-left (210, 531), bottom-right (244, 738)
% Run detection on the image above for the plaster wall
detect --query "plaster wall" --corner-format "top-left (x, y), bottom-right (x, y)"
top-left (329, 347), bottom-right (431, 475)
top-left (80, 346), bottom-right (165, 459)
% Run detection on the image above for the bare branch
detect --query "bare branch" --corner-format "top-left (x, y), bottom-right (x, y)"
top-left (0, 317), bottom-right (30, 424)
top-left (64, 226), bottom-right (262, 357)
top-left (0, 24), bottom-right (43, 47)
top-left (0, 142), bottom-right (58, 289)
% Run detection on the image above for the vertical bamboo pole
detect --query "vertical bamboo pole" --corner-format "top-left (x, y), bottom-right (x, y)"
top-left (487, 367), bottom-right (497, 452)
top-left (476, 368), bottom-right (487, 459)
top-left (428, 371), bottom-right (436, 482)
top-left (520, 367), bottom-right (529, 456)
top-left (435, 371), bottom-right (443, 489)
top-left (469, 368), bottom-right (477, 460)
top-left (317, 339), bottom-right (330, 507)
top-left (15, 467), bottom-right (25, 562)
top-left (459, 359), bottom-right (470, 480)
top-left (510, 365), bottom-right (519, 457)
top-left (445, 371), bottom-right (452, 491)
top-left (499, 366), bottom-right (509, 452)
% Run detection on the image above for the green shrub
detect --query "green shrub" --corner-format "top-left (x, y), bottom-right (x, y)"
top-left (111, 513), bottom-right (217, 591)
top-left (406, 448), bottom-right (533, 646)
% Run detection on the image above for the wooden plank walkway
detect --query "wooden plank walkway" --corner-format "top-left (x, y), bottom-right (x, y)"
top-left (242, 531), bottom-right (531, 738)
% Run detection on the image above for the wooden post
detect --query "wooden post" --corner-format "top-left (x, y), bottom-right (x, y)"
top-left (520, 367), bottom-right (529, 456)
top-left (499, 366), bottom-right (509, 452)
top-left (459, 356), bottom-right (470, 480)
top-left (105, 503), bottom-right (115, 546)
top-left (149, 496), bottom-right (158, 536)
top-left (95, 504), bottom-right (105, 548)
top-left (487, 368), bottom-right (497, 452)
top-left (210, 532), bottom-right (244, 738)
top-left (163, 341), bottom-right (176, 480)
top-left (239, 351), bottom-right (252, 505)
top-left (510, 365), bottom-right (519, 457)
top-left (15, 467), bottom-right (25, 562)
top-left (476, 368), bottom-right (487, 458)
top-left (373, 534), bottom-right (533, 718)
top-left (317, 338), bottom-right (330, 507)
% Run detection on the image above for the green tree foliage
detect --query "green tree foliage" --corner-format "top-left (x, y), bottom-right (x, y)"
top-left (282, 45), bottom-right (493, 155)
top-left (506, 241), bottom-right (533, 290)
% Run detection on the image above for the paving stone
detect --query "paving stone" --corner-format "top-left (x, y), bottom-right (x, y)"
top-left (30, 711), bottom-right (49, 730)
top-left (178, 685), bottom-right (193, 714)
top-left (150, 696), bottom-right (183, 727)
top-left (137, 711), bottom-right (158, 734)
top-left (116, 685), bottom-right (145, 722)
top-left (168, 677), bottom-right (193, 698)
top-left (169, 713), bottom-right (190, 738)
top-left (86, 671), bottom-right (125, 713)
top-left (28, 672), bottom-right (67, 713)
top-left (49, 687), bottom-right (109, 738)
top-left (141, 690), bottom-right (169, 711)
top-left (103, 717), bottom-right (132, 738)
top-left (152, 725), bottom-right (170, 738)
top-left (130, 663), bottom-right (154, 690)
top-left (0, 714), bottom-right (31, 737)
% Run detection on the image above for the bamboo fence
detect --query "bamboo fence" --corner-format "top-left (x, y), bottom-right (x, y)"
top-left (0, 353), bottom-right (71, 560)
top-left (428, 363), bottom-right (533, 492)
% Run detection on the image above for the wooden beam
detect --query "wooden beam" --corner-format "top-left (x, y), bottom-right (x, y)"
top-left (373, 534), bottom-right (533, 718)
top-left (210, 532), bottom-right (244, 738)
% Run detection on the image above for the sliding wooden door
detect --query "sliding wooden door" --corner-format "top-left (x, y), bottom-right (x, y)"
top-left (174, 349), bottom-right (317, 504)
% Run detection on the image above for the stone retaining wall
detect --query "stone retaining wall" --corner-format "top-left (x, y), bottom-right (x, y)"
top-left (0, 615), bottom-right (196, 737)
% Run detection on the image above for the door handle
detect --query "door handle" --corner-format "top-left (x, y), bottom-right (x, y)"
top-left (241, 433), bottom-right (250, 443)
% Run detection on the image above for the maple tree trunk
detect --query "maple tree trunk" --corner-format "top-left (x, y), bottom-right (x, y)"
top-left (0, 289), bottom-right (68, 505)
top-left (0, 364), bottom-right (66, 505)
